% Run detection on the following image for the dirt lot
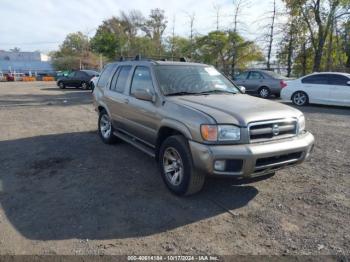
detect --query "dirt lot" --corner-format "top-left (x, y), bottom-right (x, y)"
top-left (0, 81), bottom-right (349, 256)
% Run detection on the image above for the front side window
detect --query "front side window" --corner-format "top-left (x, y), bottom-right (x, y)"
top-left (68, 72), bottom-right (76, 78)
top-left (76, 71), bottom-right (86, 78)
top-left (130, 67), bottom-right (154, 95)
top-left (248, 72), bottom-right (264, 80)
top-left (235, 72), bottom-right (249, 80)
top-left (155, 65), bottom-right (239, 95)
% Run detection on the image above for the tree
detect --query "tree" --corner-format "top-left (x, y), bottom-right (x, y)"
top-left (142, 9), bottom-right (167, 56)
top-left (60, 32), bottom-right (89, 55)
top-left (286, 0), bottom-right (350, 71)
top-left (266, 0), bottom-right (277, 70)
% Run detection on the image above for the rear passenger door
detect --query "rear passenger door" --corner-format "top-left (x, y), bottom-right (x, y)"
top-left (104, 65), bottom-right (132, 130)
top-left (123, 66), bottom-right (158, 146)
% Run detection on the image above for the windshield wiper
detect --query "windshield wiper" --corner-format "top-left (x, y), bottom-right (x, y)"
top-left (166, 91), bottom-right (200, 96)
top-left (198, 90), bottom-right (237, 95)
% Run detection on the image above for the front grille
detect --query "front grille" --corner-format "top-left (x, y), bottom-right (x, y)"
top-left (255, 152), bottom-right (302, 169)
top-left (249, 119), bottom-right (297, 143)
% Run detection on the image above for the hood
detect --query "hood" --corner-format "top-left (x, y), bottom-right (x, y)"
top-left (168, 94), bottom-right (302, 126)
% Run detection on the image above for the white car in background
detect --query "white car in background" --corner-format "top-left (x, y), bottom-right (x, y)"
top-left (281, 72), bottom-right (350, 107)
top-left (89, 74), bottom-right (99, 90)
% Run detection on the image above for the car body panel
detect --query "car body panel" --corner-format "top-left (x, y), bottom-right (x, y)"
top-left (234, 70), bottom-right (286, 95)
top-left (281, 72), bottom-right (350, 107)
top-left (93, 60), bottom-right (314, 178)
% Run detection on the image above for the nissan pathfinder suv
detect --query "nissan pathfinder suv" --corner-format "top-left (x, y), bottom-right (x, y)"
top-left (93, 59), bottom-right (314, 196)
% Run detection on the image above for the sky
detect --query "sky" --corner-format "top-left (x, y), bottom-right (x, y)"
top-left (0, 0), bottom-right (284, 54)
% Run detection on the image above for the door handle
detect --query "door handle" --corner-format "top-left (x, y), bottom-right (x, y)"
top-left (123, 98), bottom-right (129, 104)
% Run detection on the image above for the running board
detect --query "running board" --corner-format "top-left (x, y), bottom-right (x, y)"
top-left (113, 131), bottom-right (156, 158)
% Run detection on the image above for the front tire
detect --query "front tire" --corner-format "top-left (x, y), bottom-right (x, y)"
top-left (81, 81), bottom-right (89, 90)
top-left (292, 91), bottom-right (308, 106)
top-left (58, 82), bottom-right (65, 89)
top-left (98, 110), bottom-right (118, 144)
top-left (159, 135), bottom-right (205, 196)
top-left (258, 87), bottom-right (271, 98)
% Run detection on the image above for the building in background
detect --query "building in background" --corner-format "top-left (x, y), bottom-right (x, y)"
top-left (0, 50), bottom-right (54, 75)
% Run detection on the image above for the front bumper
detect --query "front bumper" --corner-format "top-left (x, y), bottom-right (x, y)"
top-left (189, 132), bottom-right (314, 177)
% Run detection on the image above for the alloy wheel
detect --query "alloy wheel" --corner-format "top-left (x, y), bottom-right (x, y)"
top-left (100, 114), bottom-right (112, 139)
top-left (259, 88), bottom-right (270, 98)
top-left (293, 92), bottom-right (307, 106)
top-left (163, 147), bottom-right (184, 186)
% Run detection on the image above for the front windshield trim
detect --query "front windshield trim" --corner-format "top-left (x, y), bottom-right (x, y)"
top-left (154, 65), bottom-right (241, 96)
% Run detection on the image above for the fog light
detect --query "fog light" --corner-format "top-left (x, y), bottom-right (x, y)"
top-left (214, 160), bottom-right (226, 171)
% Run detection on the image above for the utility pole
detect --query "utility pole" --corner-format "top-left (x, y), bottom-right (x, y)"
top-left (266, 0), bottom-right (276, 71)
top-left (99, 54), bottom-right (103, 71)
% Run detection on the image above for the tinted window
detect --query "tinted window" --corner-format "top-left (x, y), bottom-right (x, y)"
top-left (83, 70), bottom-right (99, 76)
top-left (68, 72), bottom-right (76, 78)
top-left (97, 64), bottom-right (115, 88)
top-left (112, 66), bottom-right (132, 93)
top-left (131, 67), bottom-right (154, 95)
top-left (302, 74), bottom-right (329, 85)
top-left (235, 72), bottom-right (249, 80)
top-left (109, 67), bottom-right (121, 91)
top-left (76, 71), bottom-right (87, 78)
top-left (248, 72), bottom-right (264, 80)
top-left (327, 74), bottom-right (349, 86)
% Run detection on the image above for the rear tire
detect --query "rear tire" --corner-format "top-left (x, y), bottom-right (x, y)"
top-left (159, 135), bottom-right (205, 196)
top-left (98, 110), bottom-right (118, 144)
top-left (258, 87), bottom-right (271, 98)
top-left (292, 91), bottom-right (308, 106)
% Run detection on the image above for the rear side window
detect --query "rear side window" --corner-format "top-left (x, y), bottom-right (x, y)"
top-left (302, 74), bottom-right (329, 85)
top-left (97, 64), bottom-right (115, 88)
top-left (110, 66), bottom-right (132, 93)
top-left (130, 67), bottom-right (154, 96)
top-left (327, 74), bottom-right (349, 86)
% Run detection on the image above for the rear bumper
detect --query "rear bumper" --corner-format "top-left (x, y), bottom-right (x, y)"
top-left (189, 132), bottom-right (314, 177)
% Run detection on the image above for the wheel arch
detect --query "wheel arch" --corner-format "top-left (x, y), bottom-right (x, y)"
top-left (155, 122), bottom-right (193, 161)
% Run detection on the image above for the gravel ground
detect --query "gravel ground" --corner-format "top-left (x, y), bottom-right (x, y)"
top-left (0, 81), bottom-right (349, 256)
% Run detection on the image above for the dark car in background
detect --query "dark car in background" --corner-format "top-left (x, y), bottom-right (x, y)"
top-left (57, 70), bottom-right (99, 89)
top-left (233, 70), bottom-right (288, 98)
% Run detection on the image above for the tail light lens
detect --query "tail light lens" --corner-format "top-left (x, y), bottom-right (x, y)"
top-left (280, 80), bottom-right (287, 88)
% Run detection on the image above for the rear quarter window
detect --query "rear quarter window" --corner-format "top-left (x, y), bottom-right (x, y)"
top-left (97, 64), bottom-right (115, 88)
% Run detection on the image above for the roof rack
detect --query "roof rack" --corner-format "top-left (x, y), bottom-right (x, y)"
top-left (116, 55), bottom-right (191, 63)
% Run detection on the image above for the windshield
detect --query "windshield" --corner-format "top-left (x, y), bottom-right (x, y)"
top-left (155, 65), bottom-right (240, 96)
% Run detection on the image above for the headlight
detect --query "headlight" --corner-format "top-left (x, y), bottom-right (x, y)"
top-left (298, 115), bottom-right (306, 133)
top-left (201, 125), bottom-right (241, 141)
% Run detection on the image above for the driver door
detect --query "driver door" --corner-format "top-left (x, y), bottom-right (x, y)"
top-left (123, 66), bottom-right (159, 146)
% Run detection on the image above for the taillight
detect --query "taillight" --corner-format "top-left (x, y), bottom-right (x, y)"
top-left (280, 80), bottom-right (287, 88)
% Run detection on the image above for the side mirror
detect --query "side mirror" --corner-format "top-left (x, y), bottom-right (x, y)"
top-left (133, 88), bottom-right (155, 102)
top-left (239, 86), bottom-right (246, 93)
top-left (347, 81), bottom-right (350, 86)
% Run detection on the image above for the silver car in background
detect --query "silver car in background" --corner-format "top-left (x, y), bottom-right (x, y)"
top-left (233, 70), bottom-right (288, 98)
